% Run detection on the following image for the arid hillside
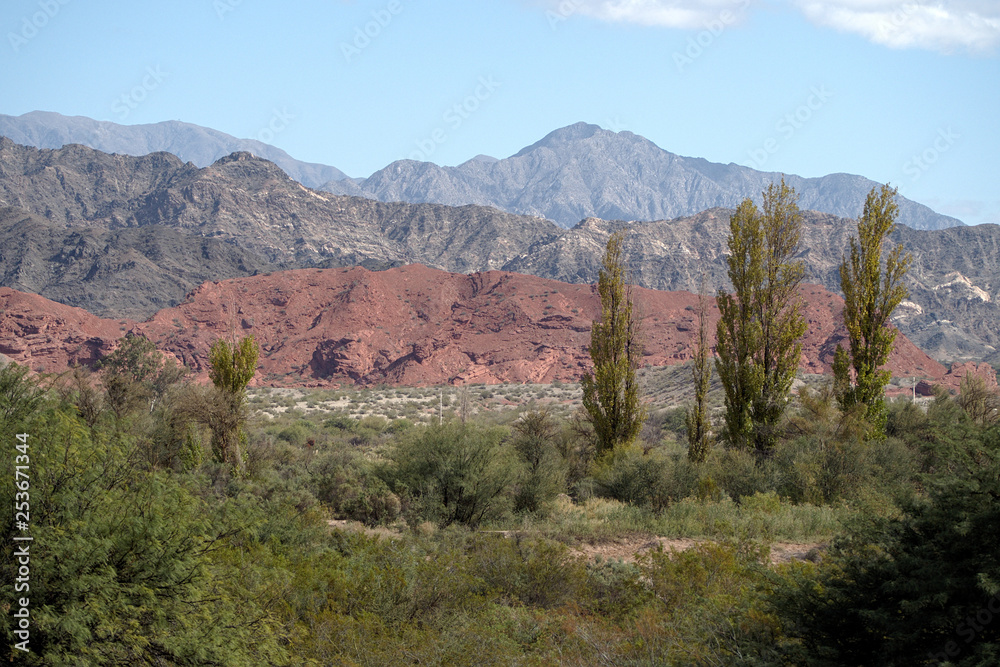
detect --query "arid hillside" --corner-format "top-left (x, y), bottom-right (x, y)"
top-left (0, 264), bottom-right (951, 387)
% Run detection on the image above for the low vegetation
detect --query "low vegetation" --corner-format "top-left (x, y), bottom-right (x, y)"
top-left (3, 185), bottom-right (997, 665)
top-left (2, 345), bottom-right (998, 665)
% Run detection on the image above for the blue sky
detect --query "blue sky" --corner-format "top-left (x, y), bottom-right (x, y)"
top-left (2, 0), bottom-right (998, 224)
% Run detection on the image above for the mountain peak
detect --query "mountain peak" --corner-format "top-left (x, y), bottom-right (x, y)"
top-left (512, 122), bottom-right (605, 157)
top-left (460, 154), bottom-right (499, 166)
top-left (213, 151), bottom-right (258, 164)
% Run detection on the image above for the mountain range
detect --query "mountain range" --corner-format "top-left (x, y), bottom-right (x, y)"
top-left (0, 110), bottom-right (347, 188)
top-left (321, 122), bottom-right (963, 231)
top-left (0, 111), bottom-right (963, 231)
top-left (0, 138), bottom-right (996, 368)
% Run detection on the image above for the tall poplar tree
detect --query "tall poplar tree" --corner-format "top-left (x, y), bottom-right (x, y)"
top-left (716, 181), bottom-right (806, 455)
top-left (582, 230), bottom-right (647, 457)
top-left (207, 335), bottom-right (259, 467)
top-left (834, 184), bottom-right (912, 436)
top-left (686, 281), bottom-right (713, 463)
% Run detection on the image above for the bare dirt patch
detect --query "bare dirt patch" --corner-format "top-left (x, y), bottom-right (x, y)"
top-left (328, 522), bottom-right (824, 566)
top-left (569, 535), bottom-right (824, 566)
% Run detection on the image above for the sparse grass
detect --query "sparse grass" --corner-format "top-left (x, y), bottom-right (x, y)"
top-left (248, 380), bottom-right (586, 422)
top-left (486, 494), bottom-right (846, 546)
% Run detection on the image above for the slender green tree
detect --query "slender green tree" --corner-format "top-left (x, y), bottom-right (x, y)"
top-left (100, 332), bottom-right (184, 419)
top-left (715, 180), bottom-right (806, 455)
top-left (582, 230), bottom-right (647, 457)
top-left (686, 281), bottom-right (713, 463)
top-left (834, 184), bottom-right (912, 437)
top-left (206, 335), bottom-right (259, 468)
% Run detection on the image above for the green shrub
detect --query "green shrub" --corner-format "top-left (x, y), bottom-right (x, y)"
top-left (592, 446), bottom-right (672, 509)
top-left (467, 533), bottom-right (587, 608)
top-left (276, 420), bottom-right (314, 448)
top-left (383, 421), bottom-right (518, 527)
top-left (510, 410), bottom-right (567, 514)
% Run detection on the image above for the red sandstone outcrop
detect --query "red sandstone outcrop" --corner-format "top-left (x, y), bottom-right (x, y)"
top-left (0, 265), bottom-right (953, 388)
top-left (0, 287), bottom-right (134, 372)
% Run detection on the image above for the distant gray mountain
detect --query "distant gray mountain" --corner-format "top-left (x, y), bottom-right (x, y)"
top-left (0, 110), bottom-right (349, 188)
top-left (320, 122), bottom-right (963, 231)
top-left (0, 139), bottom-right (995, 362)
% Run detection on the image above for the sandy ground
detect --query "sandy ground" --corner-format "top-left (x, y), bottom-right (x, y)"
top-left (327, 520), bottom-right (823, 566)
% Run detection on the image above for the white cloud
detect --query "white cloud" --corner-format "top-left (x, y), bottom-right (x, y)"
top-left (792, 0), bottom-right (1000, 54)
top-left (541, 0), bottom-right (753, 31)
top-left (536, 0), bottom-right (1000, 53)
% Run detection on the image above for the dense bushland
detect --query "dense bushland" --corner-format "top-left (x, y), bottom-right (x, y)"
top-left (2, 350), bottom-right (999, 665)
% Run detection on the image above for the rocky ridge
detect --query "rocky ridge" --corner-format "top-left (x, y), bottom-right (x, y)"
top-left (2, 114), bottom-right (961, 230)
top-left (321, 122), bottom-right (963, 231)
top-left (0, 110), bottom-right (348, 188)
top-left (0, 140), bottom-right (996, 364)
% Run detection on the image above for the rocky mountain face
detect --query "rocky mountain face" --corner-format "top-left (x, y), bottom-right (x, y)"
top-left (0, 110), bottom-right (348, 188)
top-left (0, 139), bottom-right (560, 316)
top-left (0, 139), bottom-right (995, 366)
top-left (321, 122), bottom-right (963, 231)
top-left (3, 114), bottom-right (962, 231)
top-left (0, 207), bottom-right (282, 319)
top-left (0, 266), bottom-right (949, 388)
top-left (505, 210), bottom-right (1000, 363)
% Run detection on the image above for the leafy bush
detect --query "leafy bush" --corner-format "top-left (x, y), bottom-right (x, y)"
top-left (510, 410), bottom-right (567, 513)
top-left (383, 421), bottom-right (518, 526)
top-left (591, 446), bottom-right (673, 509)
top-left (772, 428), bottom-right (1000, 665)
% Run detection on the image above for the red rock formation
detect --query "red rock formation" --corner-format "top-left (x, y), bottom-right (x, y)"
top-left (0, 287), bottom-right (134, 372)
top-left (0, 265), bottom-right (948, 387)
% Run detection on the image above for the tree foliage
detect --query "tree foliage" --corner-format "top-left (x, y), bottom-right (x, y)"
top-left (0, 360), bottom-right (45, 434)
top-left (204, 335), bottom-right (259, 468)
top-left (99, 332), bottom-right (184, 419)
top-left (834, 184), bottom-right (912, 437)
top-left (0, 377), bottom-right (286, 665)
top-left (958, 372), bottom-right (1000, 427)
top-left (510, 410), bottom-right (567, 513)
top-left (582, 229), bottom-right (647, 458)
top-left (773, 412), bottom-right (1000, 665)
top-left (687, 282), bottom-right (713, 463)
top-left (384, 421), bottom-right (518, 527)
top-left (715, 181), bottom-right (806, 455)
top-left (208, 335), bottom-right (259, 395)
